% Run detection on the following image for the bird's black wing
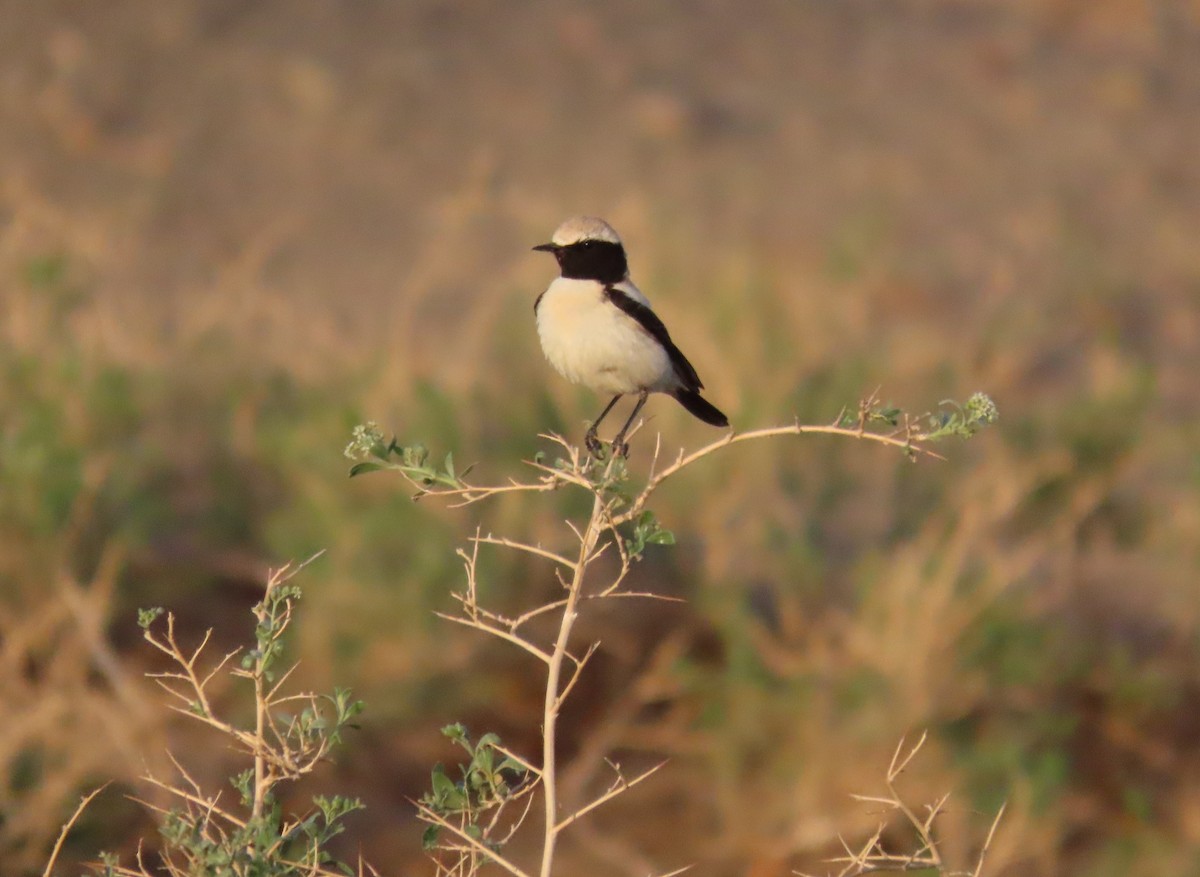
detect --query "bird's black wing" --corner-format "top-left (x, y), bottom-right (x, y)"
top-left (604, 285), bottom-right (704, 391)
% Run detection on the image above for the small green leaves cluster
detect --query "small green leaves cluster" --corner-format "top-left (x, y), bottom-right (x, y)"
top-left (566, 454), bottom-right (676, 560)
top-left (591, 460), bottom-right (676, 560)
top-left (320, 688), bottom-right (366, 749)
top-left (245, 582), bottom-right (302, 679)
top-left (344, 421), bottom-right (469, 491)
top-left (925, 391), bottom-right (1000, 440)
top-left (421, 723), bottom-right (528, 852)
top-left (272, 686), bottom-right (365, 760)
top-left (127, 791), bottom-right (364, 877)
top-left (137, 606), bottom-right (165, 629)
top-left (838, 392), bottom-right (1000, 446)
top-left (625, 509), bottom-right (676, 558)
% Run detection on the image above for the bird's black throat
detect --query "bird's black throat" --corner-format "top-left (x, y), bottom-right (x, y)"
top-left (555, 240), bottom-right (628, 284)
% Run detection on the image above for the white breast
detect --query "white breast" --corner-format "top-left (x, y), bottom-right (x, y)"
top-left (536, 278), bottom-right (673, 396)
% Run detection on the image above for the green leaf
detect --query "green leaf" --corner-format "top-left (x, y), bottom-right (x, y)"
top-left (497, 757), bottom-right (526, 776)
top-left (430, 765), bottom-right (464, 809)
top-left (422, 825), bottom-right (441, 850)
top-left (474, 746), bottom-right (494, 774)
top-left (231, 769), bottom-right (254, 806)
top-left (871, 406), bottom-right (901, 426)
top-left (349, 461), bottom-right (384, 478)
top-left (431, 765), bottom-right (453, 790)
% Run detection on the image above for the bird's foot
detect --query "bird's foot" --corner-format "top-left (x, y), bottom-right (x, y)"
top-left (611, 434), bottom-right (631, 459)
top-left (584, 428), bottom-right (603, 458)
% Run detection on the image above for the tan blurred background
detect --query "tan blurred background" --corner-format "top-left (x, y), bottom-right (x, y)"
top-left (3, 1), bottom-right (1200, 875)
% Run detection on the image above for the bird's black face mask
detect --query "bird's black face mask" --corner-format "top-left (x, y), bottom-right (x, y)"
top-left (537, 240), bottom-right (628, 285)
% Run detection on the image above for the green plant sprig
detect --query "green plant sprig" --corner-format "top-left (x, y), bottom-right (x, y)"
top-left (418, 723), bottom-right (532, 856)
top-left (99, 558), bottom-right (368, 877)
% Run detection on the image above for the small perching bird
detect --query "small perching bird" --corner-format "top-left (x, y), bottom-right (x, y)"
top-left (533, 216), bottom-right (729, 457)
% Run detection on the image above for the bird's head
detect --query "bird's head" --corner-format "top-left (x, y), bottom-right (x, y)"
top-left (534, 216), bottom-right (628, 284)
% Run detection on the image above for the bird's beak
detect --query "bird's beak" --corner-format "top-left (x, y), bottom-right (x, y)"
top-left (532, 242), bottom-right (558, 253)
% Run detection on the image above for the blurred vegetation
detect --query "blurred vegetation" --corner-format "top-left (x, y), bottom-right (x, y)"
top-left (4, 2), bottom-right (1200, 876)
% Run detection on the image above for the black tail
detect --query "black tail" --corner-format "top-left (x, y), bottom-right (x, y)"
top-left (674, 389), bottom-right (729, 428)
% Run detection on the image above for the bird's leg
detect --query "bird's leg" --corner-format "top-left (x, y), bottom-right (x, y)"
top-left (585, 395), bottom-right (623, 457)
top-left (584, 431), bottom-right (603, 457)
top-left (610, 391), bottom-right (649, 458)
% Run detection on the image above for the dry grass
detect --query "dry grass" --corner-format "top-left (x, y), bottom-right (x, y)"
top-left (7, 2), bottom-right (1200, 875)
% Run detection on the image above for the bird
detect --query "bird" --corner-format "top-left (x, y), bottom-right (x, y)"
top-left (533, 216), bottom-right (728, 457)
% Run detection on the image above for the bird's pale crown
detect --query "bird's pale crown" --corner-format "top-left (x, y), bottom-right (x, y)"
top-left (550, 215), bottom-right (623, 247)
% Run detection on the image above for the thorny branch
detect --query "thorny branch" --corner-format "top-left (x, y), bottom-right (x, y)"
top-left (344, 392), bottom-right (999, 877)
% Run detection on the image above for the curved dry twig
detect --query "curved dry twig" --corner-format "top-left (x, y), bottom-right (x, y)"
top-left (612, 420), bottom-right (945, 527)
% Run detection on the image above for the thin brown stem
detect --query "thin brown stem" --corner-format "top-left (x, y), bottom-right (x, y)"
top-left (42, 785), bottom-right (108, 877)
top-left (472, 534), bottom-right (578, 570)
top-left (435, 611), bottom-right (554, 664)
top-left (613, 423), bottom-right (945, 527)
top-left (554, 761), bottom-right (665, 832)
top-left (971, 802), bottom-right (1007, 877)
top-left (539, 465), bottom-right (613, 877)
top-left (252, 619), bottom-right (268, 820)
